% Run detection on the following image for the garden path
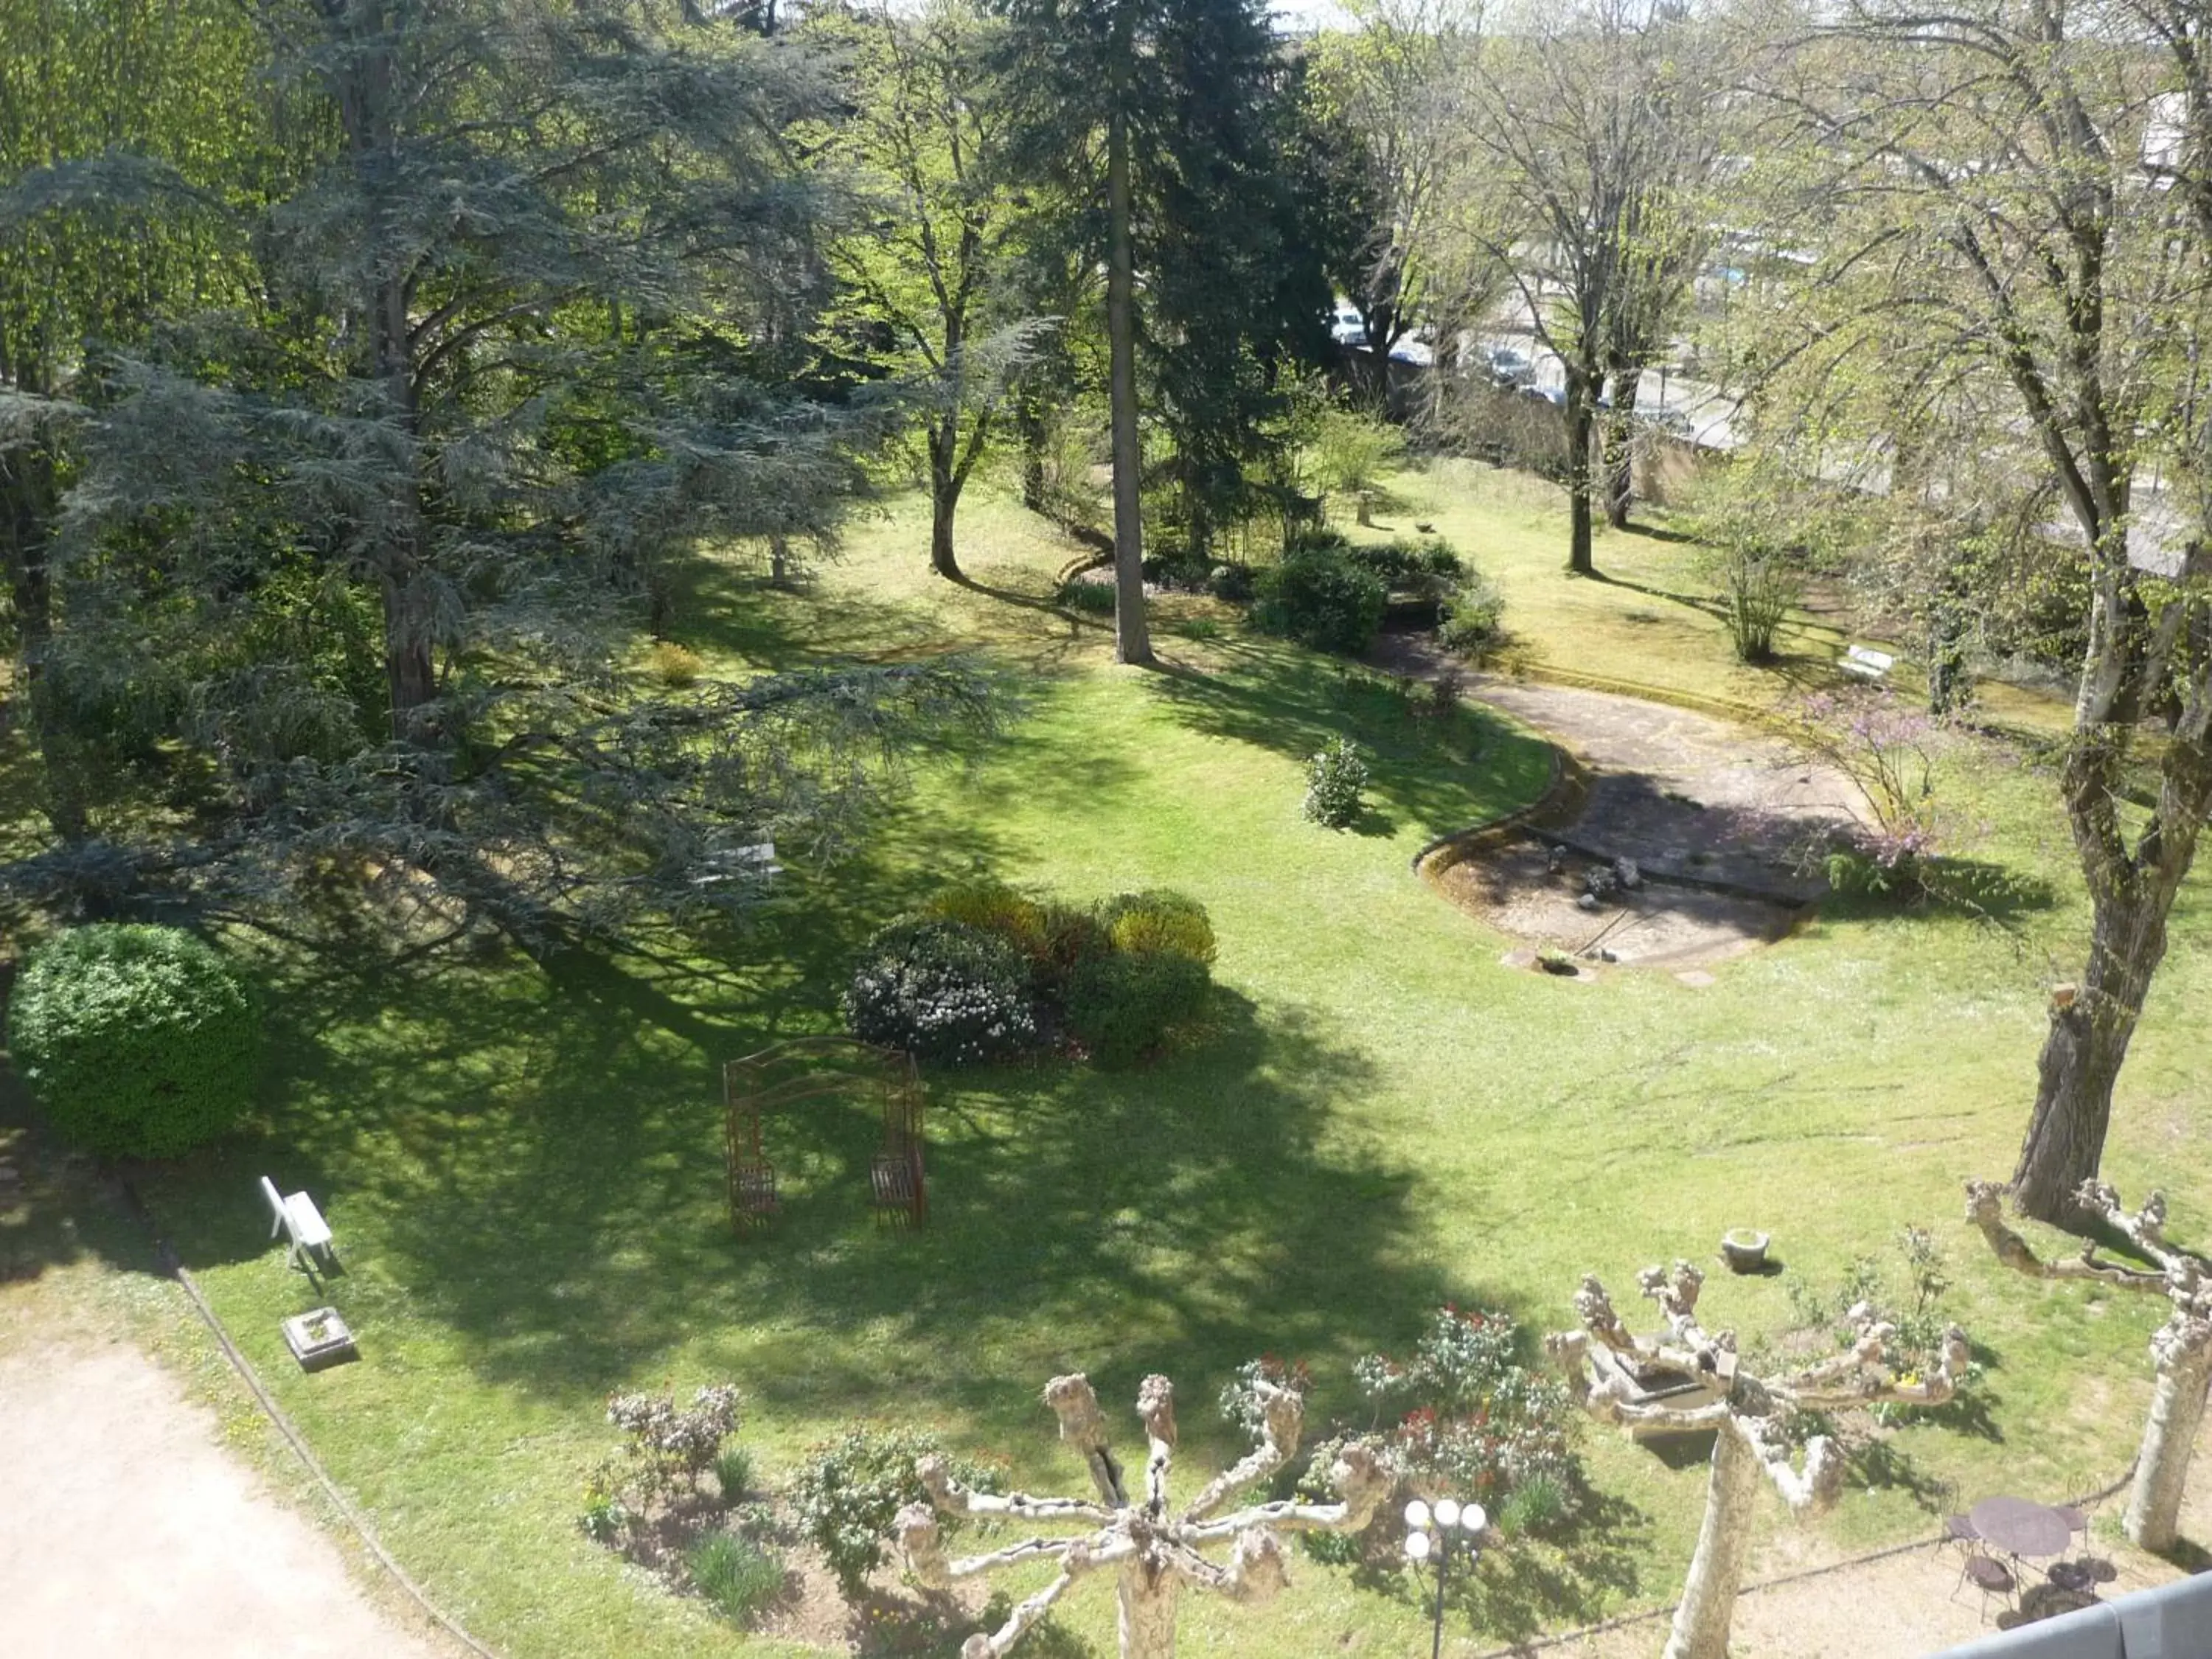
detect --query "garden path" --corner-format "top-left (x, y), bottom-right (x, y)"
top-left (0, 1329), bottom-right (453, 1659)
top-left (1372, 636), bottom-right (1874, 967)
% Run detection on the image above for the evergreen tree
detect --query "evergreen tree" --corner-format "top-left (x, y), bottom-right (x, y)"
top-left (1, 0), bottom-right (993, 956)
top-left (992, 0), bottom-right (1330, 661)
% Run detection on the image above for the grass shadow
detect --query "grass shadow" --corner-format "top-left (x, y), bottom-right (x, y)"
top-left (1149, 636), bottom-right (1551, 845)
top-left (144, 951), bottom-right (1528, 1469)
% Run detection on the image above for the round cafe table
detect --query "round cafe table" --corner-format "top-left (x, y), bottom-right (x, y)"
top-left (1969, 1496), bottom-right (2073, 1562)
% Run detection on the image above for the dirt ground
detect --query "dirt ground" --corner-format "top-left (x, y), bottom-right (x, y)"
top-left (1451, 841), bottom-right (1800, 969)
top-left (1375, 639), bottom-right (1874, 966)
top-left (0, 1288), bottom-right (453, 1658)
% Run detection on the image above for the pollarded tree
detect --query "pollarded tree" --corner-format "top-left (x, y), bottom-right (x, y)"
top-left (894, 1368), bottom-right (1389, 1659)
top-left (1549, 1260), bottom-right (1969, 1659)
top-left (810, 0), bottom-right (1040, 583)
top-left (1965, 1178), bottom-right (2212, 1554)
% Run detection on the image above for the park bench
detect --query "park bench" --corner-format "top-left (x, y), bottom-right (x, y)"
top-left (1840, 643), bottom-right (1894, 681)
top-left (260, 1175), bottom-right (338, 1273)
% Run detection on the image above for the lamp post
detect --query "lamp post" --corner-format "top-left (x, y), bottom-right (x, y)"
top-left (1402, 1495), bottom-right (1488, 1659)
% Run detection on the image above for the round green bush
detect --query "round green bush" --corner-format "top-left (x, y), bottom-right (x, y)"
top-left (7, 924), bottom-right (260, 1158)
top-left (1065, 950), bottom-right (1211, 1068)
top-left (790, 1427), bottom-right (1001, 1596)
top-left (1303, 737), bottom-right (1370, 829)
top-left (1253, 548), bottom-right (1388, 655)
top-left (841, 918), bottom-right (1038, 1065)
top-left (1099, 890), bottom-right (1217, 965)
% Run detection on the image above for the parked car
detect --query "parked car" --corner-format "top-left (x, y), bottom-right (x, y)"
top-left (1330, 304), bottom-right (1368, 346)
top-left (1485, 346), bottom-right (1534, 387)
top-left (1637, 406), bottom-right (1694, 437)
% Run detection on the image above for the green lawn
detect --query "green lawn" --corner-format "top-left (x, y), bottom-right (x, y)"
top-left (13, 467), bottom-right (2211, 1657)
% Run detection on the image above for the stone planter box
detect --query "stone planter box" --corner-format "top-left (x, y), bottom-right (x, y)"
top-left (282, 1307), bottom-right (358, 1372)
top-left (1719, 1230), bottom-right (1770, 1273)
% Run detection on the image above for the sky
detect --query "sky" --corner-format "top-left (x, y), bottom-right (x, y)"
top-left (1270, 0), bottom-right (1356, 29)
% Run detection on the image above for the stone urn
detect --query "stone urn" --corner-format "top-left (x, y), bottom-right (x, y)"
top-left (1719, 1229), bottom-right (1770, 1273)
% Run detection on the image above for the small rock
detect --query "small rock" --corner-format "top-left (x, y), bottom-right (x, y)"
top-left (1599, 949), bottom-right (1619, 963)
top-left (1576, 892), bottom-right (1601, 911)
top-left (1615, 857), bottom-right (1642, 890)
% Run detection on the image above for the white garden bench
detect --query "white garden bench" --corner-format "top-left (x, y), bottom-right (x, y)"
top-left (260, 1175), bottom-right (337, 1273)
top-left (1840, 643), bottom-right (1894, 681)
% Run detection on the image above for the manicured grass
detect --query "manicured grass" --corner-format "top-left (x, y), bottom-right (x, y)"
top-left (1382, 458), bottom-right (2071, 736)
top-left (14, 466), bottom-right (2210, 1656)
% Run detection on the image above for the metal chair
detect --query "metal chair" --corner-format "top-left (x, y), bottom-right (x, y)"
top-left (1938, 1513), bottom-right (1978, 1559)
top-left (1961, 1554), bottom-right (2017, 1621)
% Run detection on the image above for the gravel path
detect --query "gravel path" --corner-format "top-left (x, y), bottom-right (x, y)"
top-left (0, 1333), bottom-right (451, 1659)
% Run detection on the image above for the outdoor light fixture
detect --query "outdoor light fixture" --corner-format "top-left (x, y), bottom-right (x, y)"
top-left (1401, 1496), bottom-right (1489, 1659)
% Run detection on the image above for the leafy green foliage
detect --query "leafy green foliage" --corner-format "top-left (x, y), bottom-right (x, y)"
top-left (1065, 949), bottom-right (1211, 1068)
top-left (1438, 568), bottom-right (1507, 660)
top-left (0, 0), bottom-right (1013, 958)
top-left (841, 919), bottom-right (1038, 1065)
top-left (1054, 575), bottom-right (1119, 615)
top-left (1207, 562), bottom-right (1256, 602)
top-left (790, 1428), bottom-right (999, 1596)
top-left (1099, 889), bottom-right (1217, 964)
top-left (992, 0), bottom-right (1335, 541)
top-left (1301, 737), bottom-right (1369, 828)
top-left (1303, 406), bottom-right (1408, 502)
top-left (686, 1533), bottom-right (783, 1623)
top-left (803, 1), bottom-right (1037, 582)
top-left (8, 924), bottom-right (259, 1158)
top-left (1253, 546), bottom-right (1388, 655)
top-left (1353, 1305), bottom-right (1585, 1517)
top-left (926, 881), bottom-right (1108, 993)
top-left (915, 883), bottom-right (1215, 1064)
top-left (713, 1446), bottom-right (754, 1506)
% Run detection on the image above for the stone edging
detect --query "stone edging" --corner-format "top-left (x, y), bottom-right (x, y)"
top-left (1408, 741), bottom-right (1585, 877)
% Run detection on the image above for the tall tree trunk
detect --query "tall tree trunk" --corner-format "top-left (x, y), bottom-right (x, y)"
top-left (1564, 372), bottom-right (1596, 576)
top-left (1602, 366), bottom-right (1641, 529)
top-left (1105, 100), bottom-right (1152, 667)
top-left (928, 424), bottom-right (964, 582)
top-left (1, 441), bottom-right (88, 842)
top-left (380, 566), bottom-right (437, 736)
top-left (2124, 1314), bottom-right (2212, 1552)
top-left (1116, 1551), bottom-right (1180, 1659)
top-left (1017, 380), bottom-right (1049, 515)
top-left (1664, 1418), bottom-right (1759, 1659)
top-left (2012, 734), bottom-right (2212, 1220)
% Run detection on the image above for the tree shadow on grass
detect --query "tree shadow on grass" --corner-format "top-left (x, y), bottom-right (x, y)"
top-left (1329, 1486), bottom-right (1651, 1642)
top-left (1148, 637), bottom-right (1548, 844)
top-left (143, 940), bottom-right (1535, 1474)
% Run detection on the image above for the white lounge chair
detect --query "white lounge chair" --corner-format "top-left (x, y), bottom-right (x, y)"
top-left (1841, 644), bottom-right (1894, 681)
top-left (260, 1175), bottom-right (336, 1273)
